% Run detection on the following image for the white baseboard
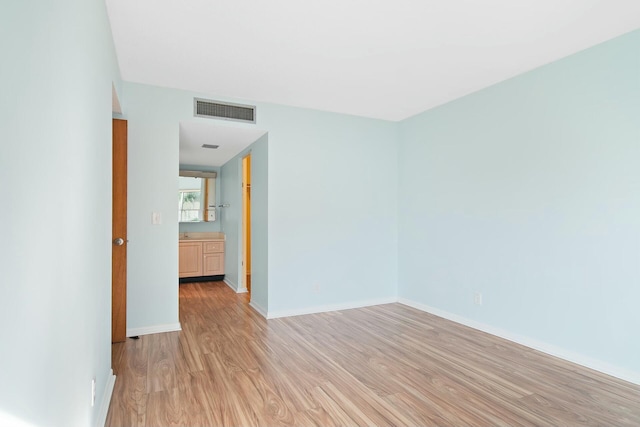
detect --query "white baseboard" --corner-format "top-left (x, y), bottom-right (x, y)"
top-left (250, 300), bottom-right (268, 318)
top-left (224, 277), bottom-right (248, 293)
top-left (223, 278), bottom-right (238, 292)
top-left (126, 322), bottom-right (181, 337)
top-left (398, 297), bottom-right (640, 386)
top-left (267, 296), bottom-right (398, 319)
top-left (95, 369), bottom-right (116, 427)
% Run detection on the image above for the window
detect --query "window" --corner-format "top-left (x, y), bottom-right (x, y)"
top-left (178, 187), bottom-right (201, 222)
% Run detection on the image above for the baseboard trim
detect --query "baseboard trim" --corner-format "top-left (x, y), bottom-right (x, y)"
top-left (223, 278), bottom-right (238, 292)
top-left (267, 297), bottom-right (398, 320)
top-left (250, 300), bottom-right (268, 318)
top-left (126, 322), bottom-right (181, 337)
top-left (398, 297), bottom-right (640, 386)
top-left (95, 369), bottom-right (116, 427)
top-left (223, 277), bottom-right (248, 294)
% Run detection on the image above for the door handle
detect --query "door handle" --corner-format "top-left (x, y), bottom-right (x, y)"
top-left (113, 237), bottom-right (125, 246)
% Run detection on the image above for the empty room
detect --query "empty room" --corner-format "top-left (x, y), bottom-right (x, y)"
top-left (2, 1), bottom-right (639, 426)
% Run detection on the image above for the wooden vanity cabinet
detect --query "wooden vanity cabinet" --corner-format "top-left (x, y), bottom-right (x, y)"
top-left (179, 239), bottom-right (225, 279)
top-left (178, 241), bottom-right (203, 278)
top-left (203, 241), bottom-right (225, 276)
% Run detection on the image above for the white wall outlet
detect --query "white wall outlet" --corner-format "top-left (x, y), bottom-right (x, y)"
top-left (91, 378), bottom-right (96, 407)
top-left (312, 283), bottom-right (321, 293)
top-left (473, 292), bottom-right (483, 306)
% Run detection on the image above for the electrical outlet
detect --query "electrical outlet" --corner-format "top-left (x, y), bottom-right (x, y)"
top-left (312, 283), bottom-right (321, 293)
top-left (91, 378), bottom-right (96, 407)
top-left (473, 292), bottom-right (483, 306)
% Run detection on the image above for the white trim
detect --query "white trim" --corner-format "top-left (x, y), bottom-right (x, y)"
top-left (223, 278), bottom-right (238, 292)
top-left (267, 297), bottom-right (398, 319)
top-left (126, 322), bottom-right (181, 337)
top-left (398, 297), bottom-right (640, 386)
top-left (95, 369), bottom-right (116, 427)
top-left (223, 278), bottom-right (247, 294)
top-left (250, 300), bottom-right (268, 318)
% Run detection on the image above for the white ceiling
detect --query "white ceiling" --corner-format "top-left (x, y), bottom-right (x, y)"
top-left (179, 121), bottom-right (266, 167)
top-left (106, 0), bottom-right (640, 122)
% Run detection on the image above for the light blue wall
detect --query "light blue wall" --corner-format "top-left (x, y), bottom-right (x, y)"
top-left (398, 30), bottom-right (640, 376)
top-left (219, 149), bottom-right (243, 290)
top-left (123, 84), bottom-right (181, 331)
top-left (220, 134), bottom-right (269, 312)
top-left (262, 104), bottom-right (399, 315)
top-left (249, 136), bottom-right (269, 312)
top-left (0, 1), bottom-right (119, 426)
top-left (122, 82), bottom-right (398, 328)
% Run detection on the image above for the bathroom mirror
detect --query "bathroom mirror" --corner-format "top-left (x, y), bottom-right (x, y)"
top-left (179, 170), bottom-right (217, 222)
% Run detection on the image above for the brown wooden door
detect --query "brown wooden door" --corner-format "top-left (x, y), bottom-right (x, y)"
top-left (112, 119), bottom-right (127, 343)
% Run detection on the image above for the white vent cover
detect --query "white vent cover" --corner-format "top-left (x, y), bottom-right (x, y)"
top-left (194, 98), bottom-right (256, 123)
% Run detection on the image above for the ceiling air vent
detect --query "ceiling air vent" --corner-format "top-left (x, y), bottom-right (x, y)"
top-left (194, 98), bottom-right (256, 124)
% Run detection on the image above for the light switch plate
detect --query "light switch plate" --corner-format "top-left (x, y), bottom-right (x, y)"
top-left (152, 212), bottom-right (162, 225)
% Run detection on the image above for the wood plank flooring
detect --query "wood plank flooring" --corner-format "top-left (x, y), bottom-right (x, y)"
top-left (107, 282), bottom-right (640, 426)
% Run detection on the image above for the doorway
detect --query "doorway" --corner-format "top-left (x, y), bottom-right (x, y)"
top-left (242, 153), bottom-right (251, 294)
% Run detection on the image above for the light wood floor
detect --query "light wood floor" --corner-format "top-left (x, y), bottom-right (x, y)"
top-left (107, 281), bottom-right (640, 426)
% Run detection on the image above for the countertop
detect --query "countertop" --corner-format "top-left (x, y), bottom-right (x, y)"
top-left (179, 232), bottom-right (225, 241)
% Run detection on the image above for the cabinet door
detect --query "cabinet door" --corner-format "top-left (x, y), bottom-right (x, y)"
top-left (203, 252), bottom-right (225, 275)
top-left (179, 242), bottom-right (202, 278)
